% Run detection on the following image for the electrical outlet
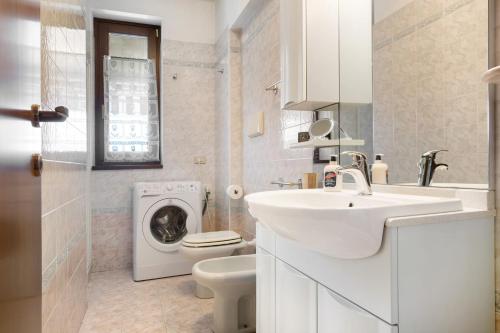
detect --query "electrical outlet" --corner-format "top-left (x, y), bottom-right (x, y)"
top-left (194, 156), bottom-right (207, 165)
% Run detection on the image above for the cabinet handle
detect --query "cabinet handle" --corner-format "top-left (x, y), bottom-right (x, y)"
top-left (325, 288), bottom-right (374, 319)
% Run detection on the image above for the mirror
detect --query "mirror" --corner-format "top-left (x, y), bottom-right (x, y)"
top-left (309, 119), bottom-right (334, 139)
top-left (336, 0), bottom-right (491, 190)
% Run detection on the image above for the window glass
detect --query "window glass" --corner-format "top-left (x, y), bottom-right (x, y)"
top-left (103, 56), bottom-right (160, 162)
top-left (94, 19), bottom-right (161, 169)
top-left (109, 33), bottom-right (148, 59)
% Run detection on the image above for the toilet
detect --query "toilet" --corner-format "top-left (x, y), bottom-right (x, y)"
top-left (181, 230), bottom-right (248, 261)
top-left (181, 230), bottom-right (248, 298)
top-left (192, 255), bottom-right (256, 333)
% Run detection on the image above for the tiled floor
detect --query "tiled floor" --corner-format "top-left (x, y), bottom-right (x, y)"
top-left (79, 270), bottom-right (214, 333)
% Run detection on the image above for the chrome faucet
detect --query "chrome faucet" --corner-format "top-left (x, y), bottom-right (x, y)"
top-left (417, 150), bottom-right (448, 187)
top-left (338, 151), bottom-right (372, 195)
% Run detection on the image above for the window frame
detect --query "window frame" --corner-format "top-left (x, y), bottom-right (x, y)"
top-left (93, 18), bottom-right (162, 170)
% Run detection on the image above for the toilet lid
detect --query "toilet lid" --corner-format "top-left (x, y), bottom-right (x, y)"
top-left (182, 231), bottom-right (242, 248)
top-left (182, 238), bottom-right (243, 248)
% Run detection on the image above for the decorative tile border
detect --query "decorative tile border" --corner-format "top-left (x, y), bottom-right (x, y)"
top-left (374, 0), bottom-right (476, 50)
top-left (163, 59), bottom-right (217, 69)
top-left (241, 0), bottom-right (279, 48)
top-left (92, 206), bottom-right (130, 215)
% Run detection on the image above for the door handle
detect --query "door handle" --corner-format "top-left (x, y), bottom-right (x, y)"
top-left (31, 104), bottom-right (68, 127)
top-left (31, 154), bottom-right (43, 177)
top-left (0, 104), bottom-right (68, 127)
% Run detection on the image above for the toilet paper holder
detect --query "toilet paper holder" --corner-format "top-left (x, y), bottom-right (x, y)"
top-left (226, 185), bottom-right (244, 200)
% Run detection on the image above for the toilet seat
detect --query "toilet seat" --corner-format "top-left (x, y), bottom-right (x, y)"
top-left (183, 231), bottom-right (243, 248)
top-left (180, 230), bottom-right (248, 268)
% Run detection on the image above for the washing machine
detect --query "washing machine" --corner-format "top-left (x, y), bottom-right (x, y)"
top-left (133, 181), bottom-right (202, 281)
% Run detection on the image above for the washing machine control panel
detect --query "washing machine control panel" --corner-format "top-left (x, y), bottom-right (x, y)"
top-left (138, 182), bottom-right (201, 196)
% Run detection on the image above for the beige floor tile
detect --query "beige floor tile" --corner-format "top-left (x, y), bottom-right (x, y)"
top-left (79, 270), bottom-right (214, 333)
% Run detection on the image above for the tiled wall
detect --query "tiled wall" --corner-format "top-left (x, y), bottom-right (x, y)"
top-left (90, 40), bottom-right (216, 272)
top-left (229, 0), bottom-right (315, 238)
top-left (214, 33), bottom-right (230, 231)
top-left (40, 0), bottom-right (89, 332)
top-left (338, 103), bottom-right (374, 165)
top-left (213, 29), bottom-right (247, 238)
top-left (212, 0), bottom-right (318, 242)
top-left (91, 0), bottom-right (314, 262)
top-left (373, 0), bottom-right (489, 184)
top-left (241, 0), bottom-right (314, 192)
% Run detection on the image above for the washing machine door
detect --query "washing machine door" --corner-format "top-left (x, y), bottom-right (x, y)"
top-left (142, 198), bottom-right (198, 252)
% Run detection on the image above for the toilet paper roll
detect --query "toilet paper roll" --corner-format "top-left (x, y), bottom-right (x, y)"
top-left (226, 185), bottom-right (244, 200)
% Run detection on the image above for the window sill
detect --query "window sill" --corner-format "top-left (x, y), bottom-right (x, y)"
top-left (92, 163), bottom-right (163, 171)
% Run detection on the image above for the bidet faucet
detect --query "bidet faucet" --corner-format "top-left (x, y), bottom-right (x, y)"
top-left (417, 150), bottom-right (448, 187)
top-left (338, 151), bottom-right (372, 195)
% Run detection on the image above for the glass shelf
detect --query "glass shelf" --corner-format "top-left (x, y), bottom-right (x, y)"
top-left (289, 138), bottom-right (365, 149)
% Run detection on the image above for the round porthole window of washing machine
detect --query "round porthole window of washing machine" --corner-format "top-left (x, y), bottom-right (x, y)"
top-left (151, 205), bottom-right (187, 243)
top-left (142, 198), bottom-right (198, 252)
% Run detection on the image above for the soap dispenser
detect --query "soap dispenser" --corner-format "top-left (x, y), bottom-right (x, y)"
top-left (324, 155), bottom-right (342, 192)
top-left (371, 154), bottom-right (388, 185)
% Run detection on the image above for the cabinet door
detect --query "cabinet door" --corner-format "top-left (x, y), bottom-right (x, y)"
top-left (318, 285), bottom-right (398, 333)
top-left (257, 247), bottom-right (276, 333)
top-left (280, 0), bottom-right (305, 109)
top-left (276, 260), bottom-right (317, 333)
top-left (306, 0), bottom-right (339, 104)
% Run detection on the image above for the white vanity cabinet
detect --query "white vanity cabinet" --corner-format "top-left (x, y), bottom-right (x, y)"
top-left (276, 260), bottom-right (317, 333)
top-left (255, 215), bottom-right (494, 333)
top-left (256, 224), bottom-right (277, 333)
top-left (318, 285), bottom-right (397, 333)
top-left (256, 247), bottom-right (275, 333)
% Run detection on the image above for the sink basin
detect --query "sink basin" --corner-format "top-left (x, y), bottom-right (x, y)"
top-left (245, 189), bottom-right (463, 259)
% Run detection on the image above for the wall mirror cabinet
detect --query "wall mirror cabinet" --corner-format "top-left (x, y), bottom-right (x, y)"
top-left (281, 0), bottom-right (493, 190)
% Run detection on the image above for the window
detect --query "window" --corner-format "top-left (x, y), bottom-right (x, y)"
top-left (93, 18), bottom-right (162, 170)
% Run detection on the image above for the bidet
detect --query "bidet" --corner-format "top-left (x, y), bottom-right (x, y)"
top-left (192, 255), bottom-right (256, 333)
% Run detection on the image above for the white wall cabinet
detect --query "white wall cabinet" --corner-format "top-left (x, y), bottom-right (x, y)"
top-left (256, 247), bottom-right (276, 333)
top-left (280, 0), bottom-right (372, 111)
top-left (280, 0), bottom-right (339, 111)
top-left (318, 285), bottom-right (397, 333)
top-left (276, 260), bottom-right (317, 333)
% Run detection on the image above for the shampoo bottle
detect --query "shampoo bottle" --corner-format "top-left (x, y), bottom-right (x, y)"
top-left (371, 154), bottom-right (388, 185)
top-left (324, 155), bottom-right (342, 192)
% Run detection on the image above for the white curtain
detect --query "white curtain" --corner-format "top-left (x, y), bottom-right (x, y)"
top-left (103, 56), bottom-right (160, 162)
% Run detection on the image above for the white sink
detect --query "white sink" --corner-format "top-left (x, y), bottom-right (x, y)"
top-left (245, 189), bottom-right (463, 259)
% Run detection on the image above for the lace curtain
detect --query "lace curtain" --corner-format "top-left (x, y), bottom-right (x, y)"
top-left (103, 56), bottom-right (160, 162)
